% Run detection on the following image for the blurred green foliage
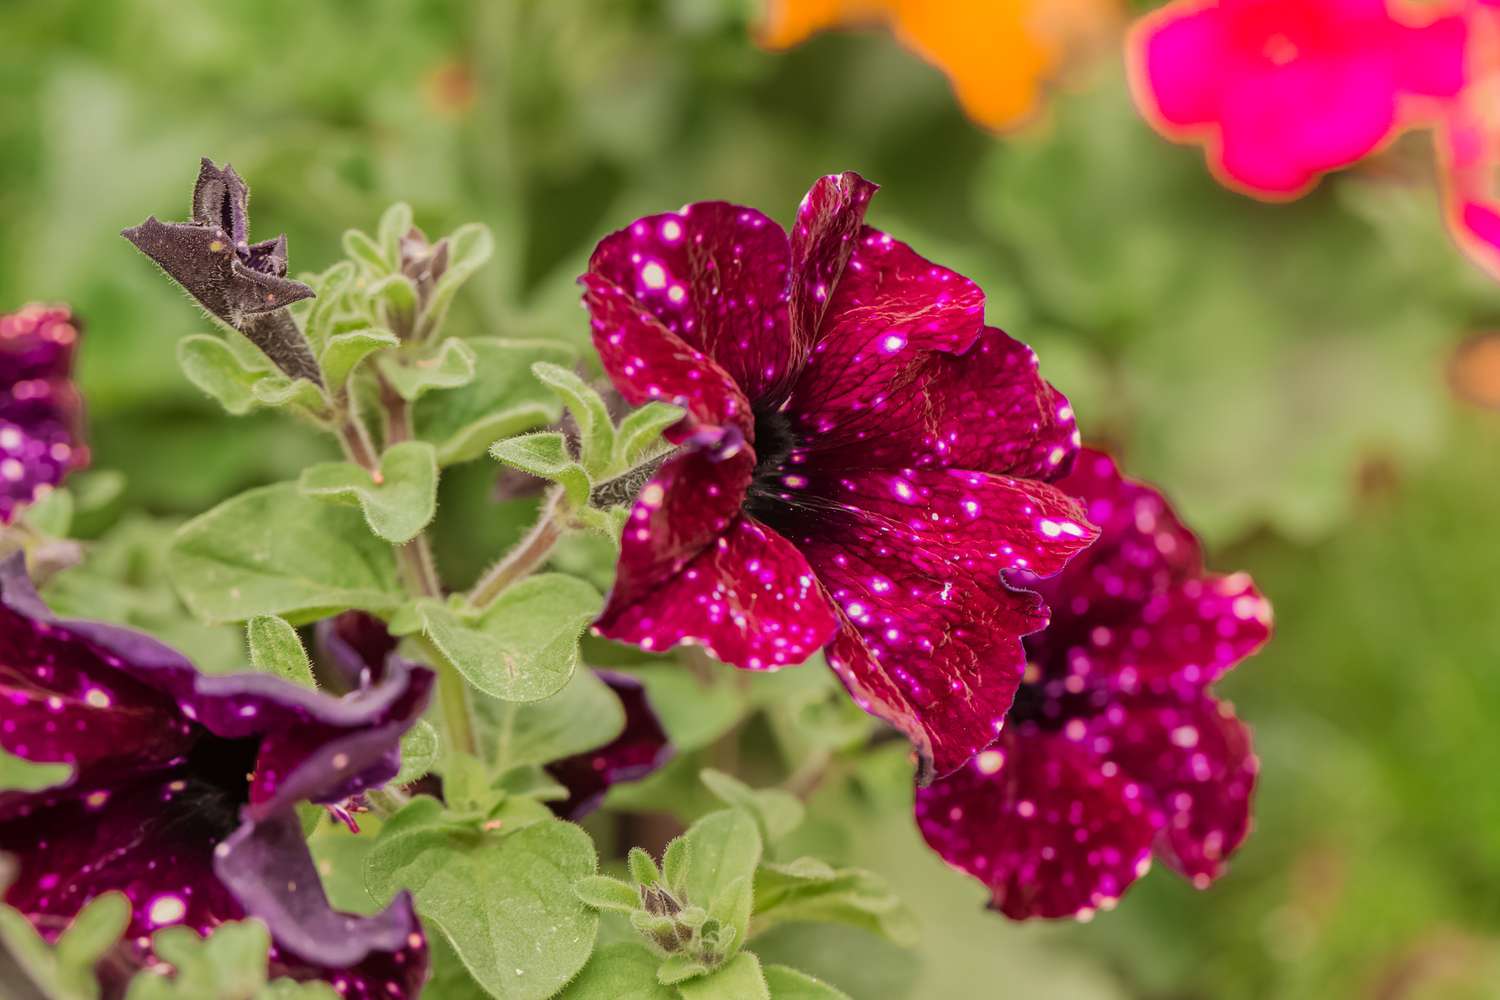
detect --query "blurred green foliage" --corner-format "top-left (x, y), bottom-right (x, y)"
top-left (5, 0), bottom-right (1500, 996)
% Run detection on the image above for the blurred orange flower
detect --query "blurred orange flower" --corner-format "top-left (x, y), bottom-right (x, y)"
top-left (759, 0), bottom-right (1121, 130)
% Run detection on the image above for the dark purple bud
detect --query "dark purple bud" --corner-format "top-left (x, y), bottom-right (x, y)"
top-left (122, 159), bottom-right (323, 386)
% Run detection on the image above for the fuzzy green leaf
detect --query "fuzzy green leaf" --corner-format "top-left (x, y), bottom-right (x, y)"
top-left (300, 261), bottom-right (358, 353)
top-left (489, 432), bottom-right (591, 508)
top-left (575, 875), bottom-right (641, 914)
top-left (123, 920), bottom-right (337, 999)
top-left (377, 338), bottom-right (478, 401)
top-left (676, 952), bottom-right (770, 999)
top-left (365, 808), bottom-right (598, 1000)
top-left (531, 362), bottom-right (615, 476)
top-left (415, 574), bottom-right (602, 702)
top-left (343, 228), bottom-right (390, 276)
top-left (371, 273), bottom-right (418, 333)
top-left (299, 441), bottom-right (439, 544)
top-left (673, 810), bottom-right (762, 955)
top-left (414, 338), bottom-right (575, 465)
top-left (394, 720), bottom-right (440, 786)
top-left (762, 965), bottom-right (852, 1000)
top-left (700, 769), bottom-right (805, 847)
top-left (416, 223), bottom-right (494, 342)
top-left (177, 334), bottom-right (271, 416)
top-left (377, 203), bottom-right (414, 267)
top-left (752, 861), bottom-right (917, 947)
top-left (555, 943), bottom-right (675, 1000)
top-left (613, 402), bottom-right (682, 469)
top-left (168, 482), bottom-right (403, 625)
top-left (246, 614), bottom-right (316, 688)
top-left (0, 892), bottom-right (129, 1000)
top-left (320, 328), bottom-right (399, 394)
top-left (22, 487), bottom-right (74, 538)
top-left (628, 847), bottom-right (662, 888)
top-left (478, 665), bottom-right (625, 771)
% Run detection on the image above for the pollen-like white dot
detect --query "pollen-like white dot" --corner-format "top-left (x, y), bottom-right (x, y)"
top-left (641, 263), bottom-right (668, 290)
top-left (83, 689), bottom-right (111, 709)
top-left (975, 750), bottom-right (1005, 775)
top-left (148, 895), bottom-right (186, 926)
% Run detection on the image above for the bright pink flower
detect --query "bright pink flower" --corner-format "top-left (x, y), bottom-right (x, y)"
top-left (0, 305), bottom-right (88, 524)
top-left (583, 173), bottom-right (1095, 780)
top-left (1130, 0), bottom-right (1469, 198)
top-left (1437, 2), bottom-right (1500, 278)
top-left (914, 450), bottom-right (1271, 919)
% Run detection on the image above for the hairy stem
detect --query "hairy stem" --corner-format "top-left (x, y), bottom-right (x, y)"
top-left (422, 634), bottom-right (478, 757)
top-left (467, 488), bottom-right (566, 608)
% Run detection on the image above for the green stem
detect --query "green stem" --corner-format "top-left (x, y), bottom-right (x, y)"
top-left (467, 488), bottom-right (566, 608)
top-left (422, 634), bottom-right (479, 757)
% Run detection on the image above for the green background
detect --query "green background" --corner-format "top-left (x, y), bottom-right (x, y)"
top-left (4, 1), bottom-right (1499, 996)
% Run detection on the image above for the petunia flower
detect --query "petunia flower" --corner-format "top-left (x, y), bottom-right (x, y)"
top-left (1129, 0), bottom-right (1469, 199)
top-left (315, 614), bottom-right (673, 818)
top-left (914, 450), bottom-right (1272, 919)
top-left (0, 305), bottom-right (88, 525)
top-left (1437, 1), bottom-right (1500, 279)
top-left (582, 172), bottom-right (1096, 780)
top-left (0, 556), bottom-right (434, 998)
top-left (122, 158), bottom-right (322, 385)
top-left (759, 0), bottom-right (1120, 131)
top-left (543, 671), bottom-right (673, 821)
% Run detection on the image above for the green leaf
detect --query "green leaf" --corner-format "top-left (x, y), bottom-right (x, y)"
top-left (177, 334), bottom-right (271, 416)
top-left (377, 202), bottom-right (415, 267)
top-left (628, 847), bottom-right (662, 887)
top-left (416, 223), bottom-right (494, 342)
top-left (575, 875), bottom-right (641, 914)
top-left (700, 769), bottom-right (805, 847)
top-left (320, 328), bottom-right (399, 394)
top-left (0, 892), bottom-right (129, 1000)
top-left (299, 441), bottom-right (439, 544)
top-left (479, 665), bottom-right (625, 771)
top-left (300, 261), bottom-right (358, 353)
top-left (123, 920), bottom-right (338, 999)
top-left (555, 943), bottom-right (675, 1000)
top-left (0, 747), bottom-right (72, 793)
top-left (413, 338), bottom-right (575, 465)
top-left (673, 810), bottom-right (762, 955)
top-left (676, 952), bottom-right (770, 1000)
top-left (168, 482), bottom-right (403, 625)
top-left (249, 374), bottom-right (328, 415)
top-left (365, 808), bottom-right (598, 1000)
top-left (246, 614), bottom-right (316, 688)
top-left (394, 720), bottom-right (440, 786)
top-left (657, 954), bottom-right (712, 986)
top-left (752, 861), bottom-right (917, 947)
top-left (613, 402), bottom-right (683, 469)
top-left (489, 432), bottom-right (591, 508)
top-left (762, 965), bottom-right (852, 1000)
top-left (371, 273), bottom-right (418, 333)
top-left (531, 362), bottom-right (615, 476)
top-left (414, 575), bottom-right (603, 702)
top-left (343, 227), bottom-right (391, 276)
top-left (22, 487), bottom-right (74, 538)
top-left (377, 338), bottom-right (478, 402)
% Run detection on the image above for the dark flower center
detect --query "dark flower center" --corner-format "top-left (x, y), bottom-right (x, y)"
top-left (165, 734), bottom-right (262, 840)
top-left (744, 405), bottom-right (800, 523)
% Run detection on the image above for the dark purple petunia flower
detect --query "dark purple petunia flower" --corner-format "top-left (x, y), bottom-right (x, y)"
top-left (913, 450), bottom-right (1272, 920)
top-left (581, 172), bottom-right (1096, 780)
top-left (0, 305), bottom-right (88, 525)
top-left (544, 671), bottom-right (673, 821)
top-left (0, 557), bottom-right (433, 998)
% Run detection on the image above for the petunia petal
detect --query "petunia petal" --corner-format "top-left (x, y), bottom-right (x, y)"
top-left (789, 172), bottom-right (878, 381)
top-left (0, 305), bottom-right (88, 524)
top-left (1086, 692), bottom-right (1257, 885)
top-left (1393, 13), bottom-right (1468, 100)
top-left (782, 227), bottom-right (986, 454)
top-left (545, 670), bottom-right (674, 820)
top-left (315, 611), bottom-right (400, 690)
top-left (914, 726), bottom-right (1158, 920)
top-left (216, 811), bottom-right (427, 998)
top-left (582, 272), bottom-right (755, 446)
top-left (786, 468), bottom-right (1097, 779)
top-left (1021, 451), bottom-right (1271, 691)
top-left (595, 513), bottom-right (838, 671)
top-left (586, 201), bottom-right (795, 402)
top-left (1133, 5), bottom-right (1227, 131)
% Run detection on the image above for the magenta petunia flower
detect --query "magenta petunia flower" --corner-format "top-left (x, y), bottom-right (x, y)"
top-left (1129, 0), bottom-right (1469, 198)
top-left (581, 172), bottom-right (1096, 780)
top-left (914, 450), bottom-right (1272, 920)
top-left (544, 671), bottom-right (673, 821)
top-left (0, 558), bottom-right (433, 998)
top-left (0, 305), bottom-right (88, 525)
